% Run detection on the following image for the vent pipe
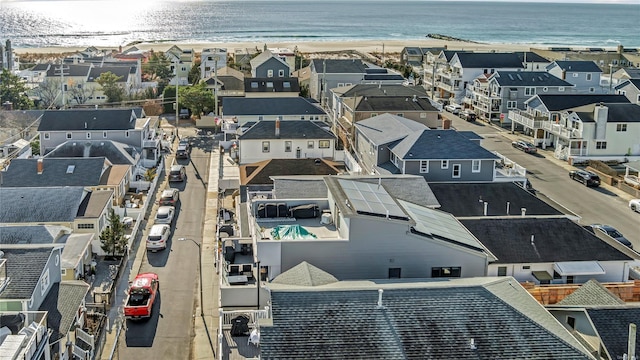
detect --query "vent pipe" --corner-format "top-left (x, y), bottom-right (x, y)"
top-left (531, 234), bottom-right (535, 245)
top-left (470, 338), bottom-right (477, 350)
top-left (483, 202), bottom-right (488, 216)
top-left (506, 201), bottom-right (510, 215)
top-left (275, 118), bottom-right (280, 138)
top-left (377, 289), bottom-right (384, 308)
top-left (521, 208), bottom-right (527, 217)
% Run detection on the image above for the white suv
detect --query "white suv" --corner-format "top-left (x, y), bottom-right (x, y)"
top-left (147, 224), bottom-right (171, 251)
top-left (444, 103), bottom-right (462, 114)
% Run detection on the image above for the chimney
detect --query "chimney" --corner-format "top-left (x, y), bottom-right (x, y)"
top-left (561, 69), bottom-right (566, 80)
top-left (594, 103), bottom-right (608, 140)
top-left (37, 158), bottom-right (44, 174)
top-left (377, 289), bottom-right (384, 308)
top-left (275, 118), bottom-right (280, 138)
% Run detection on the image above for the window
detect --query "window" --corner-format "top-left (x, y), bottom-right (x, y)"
top-left (251, 82), bottom-right (258, 89)
top-left (559, 86), bottom-right (565, 92)
top-left (266, 82), bottom-right (273, 88)
top-left (267, 70), bottom-right (273, 77)
top-left (617, 124), bottom-right (627, 132)
top-left (44, 133), bottom-right (50, 140)
top-left (388, 268), bottom-right (401, 278)
top-left (319, 140), bottom-right (330, 149)
top-left (278, 69), bottom-right (284, 77)
top-left (390, 152), bottom-right (398, 166)
top-left (497, 266), bottom-right (507, 276)
top-left (66, 132), bottom-right (72, 139)
top-left (307, 140), bottom-right (314, 149)
top-left (524, 87), bottom-right (536, 96)
top-left (522, 265), bottom-right (530, 270)
top-left (637, 94), bottom-right (640, 103)
top-left (258, 116), bottom-right (264, 121)
top-left (589, 87), bottom-right (595, 93)
top-left (285, 141), bottom-right (292, 152)
top-left (542, 87), bottom-right (548, 92)
top-left (452, 164), bottom-right (461, 178)
top-left (572, 73), bottom-right (579, 78)
top-left (370, 113), bottom-right (378, 117)
top-left (125, 131), bottom-right (129, 137)
top-left (300, 116), bottom-right (305, 120)
top-left (77, 223), bottom-right (95, 229)
top-left (40, 269), bottom-right (50, 297)
top-left (567, 276), bottom-right (574, 284)
top-left (86, 132), bottom-right (91, 139)
top-left (262, 141), bottom-right (270, 152)
top-left (420, 160), bottom-right (428, 173)
top-left (103, 131), bottom-right (107, 138)
top-left (567, 316), bottom-right (576, 329)
top-left (420, 112), bottom-right (427, 118)
top-left (586, 73), bottom-right (592, 81)
top-left (337, 83), bottom-right (344, 87)
top-left (507, 101), bottom-right (517, 109)
top-left (61, 269), bottom-right (67, 276)
top-left (472, 160), bottom-right (480, 173)
top-left (596, 141), bottom-right (607, 149)
top-left (553, 270), bottom-right (562, 279)
top-left (283, 81), bottom-right (291, 88)
top-left (441, 160), bottom-right (448, 169)
top-left (396, 113), bottom-right (404, 117)
top-left (431, 267), bottom-right (461, 278)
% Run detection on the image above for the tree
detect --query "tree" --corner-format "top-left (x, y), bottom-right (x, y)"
top-left (299, 84), bottom-right (310, 98)
top-left (99, 209), bottom-right (127, 258)
top-left (180, 82), bottom-right (214, 117)
top-left (66, 79), bottom-right (95, 105)
top-left (188, 59), bottom-right (201, 84)
top-left (96, 71), bottom-right (125, 104)
top-left (0, 69), bottom-right (34, 109)
top-left (142, 52), bottom-right (172, 81)
top-left (35, 78), bottom-right (62, 109)
top-left (30, 138), bottom-right (40, 156)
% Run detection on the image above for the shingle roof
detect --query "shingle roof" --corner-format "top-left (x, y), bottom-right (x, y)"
top-left (206, 75), bottom-right (244, 91)
top-left (222, 97), bottom-right (326, 116)
top-left (45, 64), bottom-right (91, 77)
top-left (574, 103), bottom-right (640, 123)
top-left (244, 78), bottom-right (300, 93)
top-left (515, 51), bottom-right (550, 63)
top-left (239, 120), bottom-right (334, 140)
top-left (240, 159), bottom-right (342, 185)
top-left (273, 177), bottom-right (329, 199)
top-left (44, 140), bottom-right (138, 165)
top-left (0, 157), bottom-right (106, 187)
top-left (60, 233), bottom-right (93, 269)
top-left (271, 261), bottom-right (338, 286)
top-left (38, 281), bottom-right (90, 341)
top-left (492, 71), bottom-right (572, 87)
top-left (262, 278), bottom-right (592, 359)
top-left (311, 59), bottom-right (368, 74)
top-left (0, 247), bottom-right (53, 299)
top-left (37, 109), bottom-right (137, 131)
top-left (0, 186), bottom-right (86, 223)
top-left (460, 218), bottom-right (633, 263)
top-left (250, 50), bottom-right (288, 69)
top-left (87, 65), bottom-right (134, 83)
top-left (614, 78), bottom-right (640, 91)
top-left (587, 307), bottom-right (640, 359)
top-left (0, 225), bottom-right (68, 245)
top-left (391, 129), bottom-right (500, 160)
top-left (556, 279), bottom-right (625, 306)
top-left (428, 182), bottom-right (563, 217)
top-left (76, 190), bottom-right (112, 218)
top-left (454, 52), bottom-right (524, 69)
top-left (548, 61), bottom-right (602, 73)
top-left (335, 84), bottom-right (427, 98)
top-left (355, 114), bottom-right (427, 145)
top-left (362, 73), bottom-right (404, 81)
top-left (532, 94), bottom-right (629, 111)
top-left (354, 96), bottom-right (438, 112)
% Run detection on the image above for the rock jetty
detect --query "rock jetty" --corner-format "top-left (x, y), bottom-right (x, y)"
top-left (426, 33), bottom-right (482, 44)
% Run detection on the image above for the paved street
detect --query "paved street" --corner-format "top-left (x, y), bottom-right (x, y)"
top-left (446, 114), bottom-right (640, 249)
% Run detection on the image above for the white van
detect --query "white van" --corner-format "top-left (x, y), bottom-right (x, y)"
top-left (146, 224), bottom-right (171, 251)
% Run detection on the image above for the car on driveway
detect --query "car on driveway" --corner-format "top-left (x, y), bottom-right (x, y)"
top-left (169, 164), bottom-right (186, 182)
top-left (585, 224), bottom-right (633, 249)
top-left (444, 103), bottom-right (462, 114)
top-left (159, 188), bottom-right (180, 206)
top-left (629, 199), bottom-right (640, 213)
top-left (569, 169), bottom-right (600, 187)
top-left (511, 140), bottom-right (537, 154)
top-left (155, 206), bottom-right (175, 224)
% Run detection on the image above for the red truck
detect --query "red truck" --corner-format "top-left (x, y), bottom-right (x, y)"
top-left (124, 273), bottom-right (159, 320)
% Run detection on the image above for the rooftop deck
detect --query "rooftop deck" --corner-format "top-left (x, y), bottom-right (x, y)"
top-left (256, 217), bottom-right (339, 241)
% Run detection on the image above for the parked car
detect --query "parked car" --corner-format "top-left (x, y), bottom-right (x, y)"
top-left (159, 188), bottom-right (180, 206)
top-left (586, 224), bottom-right (633, 249)
top-left (511, 140), bottom-right (537, 154)
top-left (169, 164), bottom-right (186, 182)
top-left (444, 103), bottom-right (462, 114)
top-left (569, 169), bottom-right (601, 187)
top-left (461, 109), bottom-right (476, 122)
top-left (176, 143), bottom-right (190, 159)
top-left (179, 109), bottom-right (190, 119)
top-left (154, 206), bottom-right (175, 224)
top-left (146, 224), bottom-right (171, 251)
top-left (629, 199), bottom-right (640, 213)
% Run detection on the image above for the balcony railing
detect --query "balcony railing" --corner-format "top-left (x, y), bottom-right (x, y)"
top-left (493, 152), bottom-right (527, 180)
top-left (542, 121), bottom-right (582, 139)
top-left (508, 110), bottom-right (546, 129)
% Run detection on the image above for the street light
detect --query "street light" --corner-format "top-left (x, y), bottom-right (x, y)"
top-left (178, 237), bottom-right (203, 317)
top-left (174, 60), bottom-right (181, 138)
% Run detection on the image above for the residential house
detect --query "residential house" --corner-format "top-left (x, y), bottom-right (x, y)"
top-left (532, 45), bottom-right (635, 73)
top-left (268, 47), bottom-right (297, 71)
top-left (17, 63), bottom-right (50, 87)
top-left (615, 78), bottom-right (640, 104)
top-left (237, 120), bottom-right (337, 164)
top-left (254, 276), bottom-right (595, 359)
top-left (422, 49), bottom-right (470, 99)
top-left (44, 140), bottom-right (139, 168)
top-left (433, 52), bottom-right (524, 104)
top-left (200, 48), bottom-right (227, 79)
top-left (43, 63), bottom-right (92, 107)
top-left (231, 47), bottom-right (259, 73)
top-left (354, 115), bottom-right (503, 182)
top-left (400, 46), bottom-right (446, 69)
top-left (84, 63), bottom-right (139, 104)
top-left (508, 94), bottom-right (630, 147)
top-left (546, 60), bottom-right (604, 94)
top-left (203, 66), bottom-right (245, 111)
top-left (466, 71), bottom-right (574, 123)
top-left (244, 78), bottom-right (300, 98)
top-left (0, 247), bottom-right (63, 311)
top-left (59, 234), bottom-right (94, 281)
top-left (610, 67), bottom-right (640, 86)
top-left (36, 108), bottom-right (162, 168)
top-left (0, 311), bottom-right (50, 360)
top-left (0, 157), bottom-right (130, 206)
top-left (460, 217), bottom-right (636, 285)
top-left (165, 45), bottom-right (193, 86)
top-left (0, 138), bottom-right (32, 161)
top-left (250, 50), bottom-right (290, 78)
top-left (221, 97), bottom-right (327, 125)
top-left (515, 51), bottom-right (552, 71)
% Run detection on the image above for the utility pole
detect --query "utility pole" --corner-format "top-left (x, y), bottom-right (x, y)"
top-left (321, 60), bottom-right (326, 109)
top-left (214, 55), bottom-right (219, 116)
top-left (609, 63), bottom-right (616, 93)
top-left (54, 60), bottom-right (69, 109)
top-left (174, 60), bottom-right (180, 138)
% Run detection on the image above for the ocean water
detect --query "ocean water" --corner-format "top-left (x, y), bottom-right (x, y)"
top-left (1, 0), bottom-right (638, 49)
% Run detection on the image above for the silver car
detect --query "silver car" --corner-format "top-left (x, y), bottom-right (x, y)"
top-left (155, 206), bottom-right (175, 224)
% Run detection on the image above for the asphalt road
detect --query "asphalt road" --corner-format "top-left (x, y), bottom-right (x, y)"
top-left (445, 113), bottom-right (640, 249)
top-left (117, 130), bottom-right (213, 359)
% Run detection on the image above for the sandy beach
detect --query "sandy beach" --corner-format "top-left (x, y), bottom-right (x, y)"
top-left (13, 39), bottom-right (535, 56)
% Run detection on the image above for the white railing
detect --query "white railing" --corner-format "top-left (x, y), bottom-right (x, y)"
top-left (493, 152), bottom-right (527, 180)
top-left (542, 122), bottom-right (582, 139)
top-left (508, 110), bottom-right (545, 129)
top-left (343, 151), bottom-right (362, 174)
top-left (220, 308), bottom-right (271, 328)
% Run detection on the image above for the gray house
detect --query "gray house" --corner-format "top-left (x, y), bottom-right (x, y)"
top-left (615, 78), bottom-right (640, 104)
top-left (250, 50), bottom-right (290, 78)
top-left (36, 108), bottom-right (161, 168)
top-left (221, 97), bottom-right (327, 125)
top-left (244, 77), bottom-right (300, 97)
top-left (546, 61), bottom-right (604, 94)
top-left (0, 246), bottom-right (63, 311)
top-left (354, 114), bottom-right (499, 182)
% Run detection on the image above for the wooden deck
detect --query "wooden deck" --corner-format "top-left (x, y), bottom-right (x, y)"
top-left (221, 329), bottom-right (260, 360)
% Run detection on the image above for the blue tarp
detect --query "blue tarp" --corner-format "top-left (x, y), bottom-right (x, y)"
top-left (270, 225), bottom-right (317, 240)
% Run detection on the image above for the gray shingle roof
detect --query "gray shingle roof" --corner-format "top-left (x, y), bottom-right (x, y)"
top-left (87, 65), bottom-right (133, 82)
top-left (0, 187), bottom-right (86, 223)
top-left (531, 94), bottom-right (629, 111)
top-left (575, 103), bottom-right (640, 123)
top-left (0, 225), bottom-right (68, 245)
top-left (273, 177), bottom-right (329, 199)
top-left (261, 278), bottom-right (592, 359)
top-left (311, 59), bottom-right (367, 74)
top-left (37, 109), bottom-right (137, 131)
top-left (586, 307), bottom-right (640, 360)
top-left (556, 279), bottom-right (625, 306)
top-left (244, 77), bottom-right (300, 93)
top-left (428, 182), bottom-right (563, 217)
top-left (460, 218), bottom-right (633, 263)
top-left (0, 247), bottom-right (53, 299)
top-left (355, 114), bottom-right (427, 145)
top-left (391, 129), bottom-right (500, 160)
top-left (45, 64), bottom-right (91, 77)
top-left (493, 71), bottom-right (573, 87)
top-left (362, 73), bottom-right (404, 81)
top-left (44, 140), bottom-right (138, 165)
top-left (1, 157), bottom-right (106, 187)
top-left (76, 190), bottom-right (112, 218)
top-left (38, 281), bottom-right (90, 341)
top-left (614, 78), bottom-right (640, 91)
top-left (336, 84), bottom-right (427, 98)
top-left (222, 97), bottom-right (326, 116)
top-left (272, 261), bottom-right (338, 286)
top-left (455, 52), bottom-right (524, 69)
top-left (354, 96), bottom-right (437, 112)
top-left (515, 51), bottom-right (550, 63)
top-left (548, 61), bottom-right (602, 73)
top-left (242, 159), bottom-right (342, 185)
top-left (239, 121), bottom-right (334, 140)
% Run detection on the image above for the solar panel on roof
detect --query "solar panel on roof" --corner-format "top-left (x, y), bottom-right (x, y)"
top-left (516, 74), bottom-right (523, 81)
top-left (337, 179), bottom-right (409, 220)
